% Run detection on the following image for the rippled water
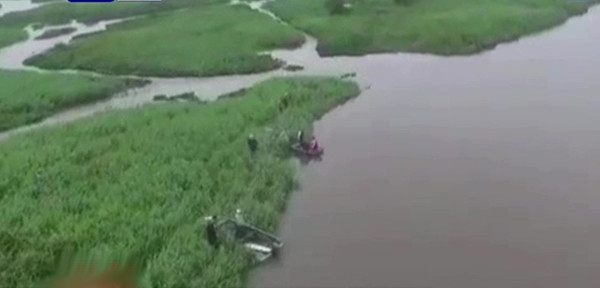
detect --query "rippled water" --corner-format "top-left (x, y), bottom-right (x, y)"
top-left (251, 6), bottom-right (600, 288)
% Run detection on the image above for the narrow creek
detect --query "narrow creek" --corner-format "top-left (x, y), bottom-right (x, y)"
top-left (2, 1), bottom-right (600, 287)
top-left (0, 0), bottom-right (354, 141)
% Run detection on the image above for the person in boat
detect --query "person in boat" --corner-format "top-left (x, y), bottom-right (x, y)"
top-left (309, 136), bottom-right (320, 152)
top-left (247, 133), bottom-right (258, 154)
top-left (205, 215), bottom-right (219, 249)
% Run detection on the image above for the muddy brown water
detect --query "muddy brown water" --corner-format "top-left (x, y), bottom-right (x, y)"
top-left (250, 6), bottom-right (600, 288)
top-left (1, 1), bottom-right (600, 287)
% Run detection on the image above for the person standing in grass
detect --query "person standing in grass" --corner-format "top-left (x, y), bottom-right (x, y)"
top-left (297, 130), bottom-right (308, 149)
top-left (235, 209), bottom-right (245, 224)
top-left (247, 133), bottom-right (258, 154)
top-left (279, 92), bottom-right (290, 111)
top-left (205, 216), bottom-right (219, 249)
top-left (297, 130), bottom-right (304, 144)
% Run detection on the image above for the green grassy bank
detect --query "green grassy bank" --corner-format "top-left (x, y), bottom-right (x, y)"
top-left (0, 70), bottom-right (147, 131)
top-left (0, 77), bottom-right (360, 288)
top-left (266, 0), bottom-right (599, 56)
top-left (0, 0), bottom-right (222, 28)
top-left (25, 4), bottom-right (304, 77)
top-left (0, 27), bottom-right (26, 49)
top-left (0, 0), bottom-right (201, 49)
top-left (0, 0), bottom-right (222, 49)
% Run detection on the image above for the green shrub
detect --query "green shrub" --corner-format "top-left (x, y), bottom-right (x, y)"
top-left (325, 0), bottom-right (348, 15)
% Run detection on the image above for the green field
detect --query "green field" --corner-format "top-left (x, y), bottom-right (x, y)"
top-left (25, 4), bottom-right (305, 77)
top-left (0, 0), bottom-right (226, 49)
top-left (2, 0), bottom-right (598, 57)
top-left (0, 77), bottom-right (360, 288)
top-left (265, 0), bottom-right (599, 56)
top-left (0, 0), bottom-right (221, 28)
top-left (0, 27), bottom-right (25, 49)
top-left (0, 70), bottom-right (147, 131)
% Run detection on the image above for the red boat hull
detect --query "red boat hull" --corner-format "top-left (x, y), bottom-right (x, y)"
top-left (291, 143), bottom-right (324, 157)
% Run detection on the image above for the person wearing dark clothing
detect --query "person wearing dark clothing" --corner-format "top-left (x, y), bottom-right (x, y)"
top-left (297, 130), bottom-right (310, 150)
top-left (205, 216), bottom-right (219, 249)
top-left (297, 130), bottom-right (304, 144)
top-left (279, 94), bottom-right (289, 111)
top-left (247, 134), bottom-right (258, 153)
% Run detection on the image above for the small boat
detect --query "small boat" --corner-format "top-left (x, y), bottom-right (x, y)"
top-left (291, 142), bottom-right (324, 157)
top-left (216, 218), bottom-right (284, 262)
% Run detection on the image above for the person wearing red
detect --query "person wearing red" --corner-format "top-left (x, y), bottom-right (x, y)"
top-left (309, 136), bottom-right (319, 152)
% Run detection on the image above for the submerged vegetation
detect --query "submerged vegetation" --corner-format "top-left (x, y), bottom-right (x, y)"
top-left (0, 70), bottom-right (147, 131)
top-left (34, 27), bottom-right (76, 40)
top-left (26, 4), bottom-right (304, 77)
top-left (0, 77), bottom-right (360, 288)
top-left (266, 0), bottom-right (599, 56)
top-left (152, 92), bottom-right (206, 103)
top-left (283, 64), bottom-right (305, 72)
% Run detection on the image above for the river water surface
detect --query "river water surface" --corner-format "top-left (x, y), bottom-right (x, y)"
top-left (1, 1), bottom-right (600, 287)
top-left (250, 6), bottom-right (600, 288)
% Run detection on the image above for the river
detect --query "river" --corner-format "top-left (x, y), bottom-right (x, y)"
top-left (250, 5), bottom-right (600, 288)
top-left (2, 1), bottom-right (600, 287)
